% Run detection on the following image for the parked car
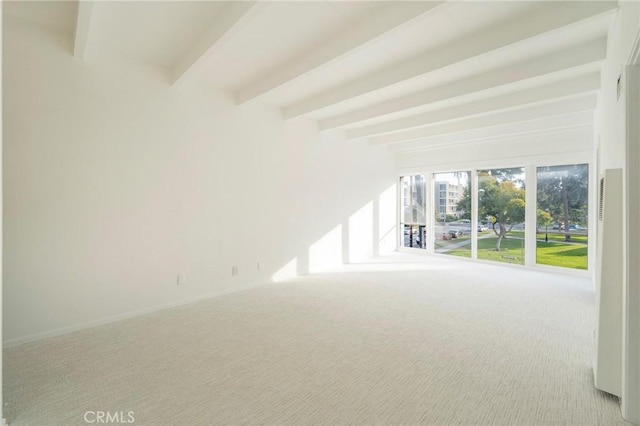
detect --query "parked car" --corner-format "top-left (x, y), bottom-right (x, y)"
top-left (449, 230), bottom-right (462, 238)
top-left (478, 224), bottom-right (488, 232)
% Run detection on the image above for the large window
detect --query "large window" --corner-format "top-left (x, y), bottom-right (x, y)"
top-left (477, 168), bottom-right (526, 265)
top-left (536, 164), bottom-right (588, 270)
top-left (400, 175), bottom-right (426, 249)
top-left (434, 172), bottom-right (471, 257)
top-left (398, 164), bottom-right (590, 272)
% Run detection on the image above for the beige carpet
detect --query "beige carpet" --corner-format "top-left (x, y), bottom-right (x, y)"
top-left (4, 254), bottom-right (626, 425)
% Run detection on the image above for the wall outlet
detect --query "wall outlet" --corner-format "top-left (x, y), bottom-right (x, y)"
top-left (177, 273), bottom-right (186, 286)
top-left (231, 266), bottom-right (238, 276)
top-left (257, 261), bottom-right (260, 271)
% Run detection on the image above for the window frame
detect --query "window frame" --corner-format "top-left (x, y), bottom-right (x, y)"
top-left (397, 152), bottom-right (595, 277)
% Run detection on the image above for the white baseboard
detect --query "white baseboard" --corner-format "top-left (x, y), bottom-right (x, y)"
top-left (3, 281), bottom-right (269, 348)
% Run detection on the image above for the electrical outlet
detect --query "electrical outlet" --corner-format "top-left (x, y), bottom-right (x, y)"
top-left (231, 266), bottom-right (239, 276)
top-left (177, 273), bottom-right (186, 286)
top-left (257, 261), bottom-right (260, 271)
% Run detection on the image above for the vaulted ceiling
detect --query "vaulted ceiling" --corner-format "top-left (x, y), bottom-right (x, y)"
top-left (5, 1), bottom-right (617, 152)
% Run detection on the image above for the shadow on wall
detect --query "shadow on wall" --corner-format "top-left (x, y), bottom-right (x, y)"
top-left (272, 184), bottom-right (397, 282)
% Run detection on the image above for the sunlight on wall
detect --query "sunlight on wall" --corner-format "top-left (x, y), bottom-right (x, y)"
top-left (271, 257), bottom-right (298, 282)
top-left (378, 184), bottom-right (397, 254)
top-left (309, 225), bottom-right (342, 273)
top-left (349, 201), bottom-right (373, 261)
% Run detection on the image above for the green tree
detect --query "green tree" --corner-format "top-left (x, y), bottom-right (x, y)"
top-left (458, 170), bottom-right (526, 251)
top-left (537, 209), bottom-right (553, 230)
top-left (537, 165), bottom-right (588, 241)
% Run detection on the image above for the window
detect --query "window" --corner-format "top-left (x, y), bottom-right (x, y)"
top-left (536, 164), bottom-right (588, 270)
top-left (477, 168), bottom-right (526, 265)
top-left (400, 175), bottom-right (426, 249)
top-left (434, 172), bottom-right (471, 258)
top-left (398, 164), bottom-right (590, 272)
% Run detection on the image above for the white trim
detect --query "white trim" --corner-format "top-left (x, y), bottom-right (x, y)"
top-left (622, 54), bottom-right (640, 424)
top-left (524, 165), bottom-right (537, 268)
top-left (471, 169), bottom-right (478, 260)
top-left (396, 246), bottom-right (430, 256)
top-left (3, 281), bottom-right (269, 348)
top-left (426, 251), bottom-right (591, 278)
top-left (397, 150), bottom-right (593, 177)
top-left (426, 173), bottom-right (435, 254)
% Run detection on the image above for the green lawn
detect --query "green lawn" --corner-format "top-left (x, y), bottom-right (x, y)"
top-left (442, 233), bottom-right (524, 264)
top-left (536, 241), bottom-right (588, 270)
top-left (536, 232), bottom-right (588, 244)
top-left (435, 234), bottom-right (471, 258)
top-left (477, 235), bottom-right (525, 265)
top-left (435, 231), bottom-right (588, 270)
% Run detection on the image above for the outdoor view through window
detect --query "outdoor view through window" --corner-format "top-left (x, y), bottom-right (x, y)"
top-left (536, 164), bottom-right (588, 270)
top-left (434, 172), bottom-right (471, 258)
top-left (400, 164), bottom-right (588, 271)
top-left (477, 168), bottom-right (526, 265)
top-left (401, 175), bottom-right (426, 249)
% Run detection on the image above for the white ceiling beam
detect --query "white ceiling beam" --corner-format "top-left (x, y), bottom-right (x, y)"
top-left (284, 1), bottom-right (616, 119)
top-left (73, 1), bottom-right (94, 59)
top-left (320, 38), bottom-right (606, 131)
top-left (370, 95), bottom-right (597, 146)
top-left (347, 72), bottom-right (601, 139)
top-left (171, 2), bottom-right (259, 86)
top-left (388, 111), bottom-right (593, 152)
top-left (236, 1), bottom-right (445, 104)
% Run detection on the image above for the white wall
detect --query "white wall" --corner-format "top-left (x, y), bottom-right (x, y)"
top-left (596, 0), bottom-right (639, 171)
top-left (395, 126), bottom-right (594, 172)
top-left (2, 15), bottom-right (396, 345)
top-left (595, 2), bottom-right (640, 423)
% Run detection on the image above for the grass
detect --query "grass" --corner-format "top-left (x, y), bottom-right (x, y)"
top-left (437, 231), bottom-right (588, 270)
top-left (435, 234), bottom-right (471, 257)
top-left (536, 232), bottom-right (588, 244)
top-left (536, 241), bottom-right (588, 270)
top-left (477, 235), bottom-right (525, 265)
top-left (438, 232), bottom-right (524, 264)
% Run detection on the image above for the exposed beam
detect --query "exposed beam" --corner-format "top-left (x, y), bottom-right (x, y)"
top-left (320, 38), bottom-right (606, 131)
top-left (172, 2), bottom-right (259, 86)
top-left (347, 72), bottom-right (600, 139)
top-left (369, 94), bottom-right (597, 146)
top-left (388, 111), bottom-right (593, 152)
top-left (236, 1), bottom-right (445, 104)
top-left (284, 1), bottom-right (616, 119)
top-left (73, 1), bottom-right (94, 59)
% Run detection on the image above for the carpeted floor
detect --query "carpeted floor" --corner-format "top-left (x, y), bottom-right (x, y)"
top-left (4, 254), bottom-right (626, 425)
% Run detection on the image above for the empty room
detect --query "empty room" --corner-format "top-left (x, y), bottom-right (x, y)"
top-left (2, 0), bottom-right (639, 425)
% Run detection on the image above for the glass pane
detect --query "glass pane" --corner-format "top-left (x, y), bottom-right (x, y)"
top-left (477, 168), bottom-right (526, 265)
top-left (400, 175), bottom-right (426, 249)
top-left (402, 224), bottom-right (411, 248)
top-left (434, 172), bottom-right (471, 257)
top-left (536, 164), bottom-right (588, 270)
top-left (401, 176), bottom-right (411, 224)
top-left (412, 175), bottom-right (426, 225)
